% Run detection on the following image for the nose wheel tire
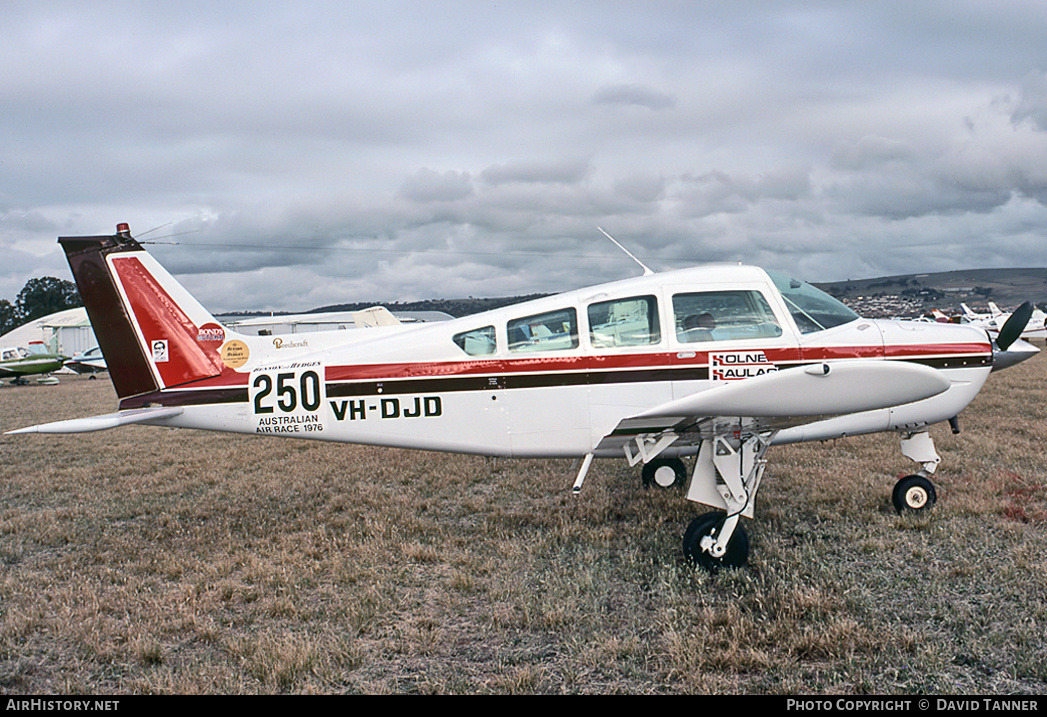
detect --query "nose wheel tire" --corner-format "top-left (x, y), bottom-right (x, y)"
top-left (892, 474), bottom-right (937, 514)
top-left (683, 511), bottom-right (750, 572)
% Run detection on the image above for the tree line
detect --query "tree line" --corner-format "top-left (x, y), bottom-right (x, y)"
top-left (0, 277), bottom-right (82, 336)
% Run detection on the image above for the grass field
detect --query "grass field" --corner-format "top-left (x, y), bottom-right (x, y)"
top-left (1, 351), bottom-right (1045, 694)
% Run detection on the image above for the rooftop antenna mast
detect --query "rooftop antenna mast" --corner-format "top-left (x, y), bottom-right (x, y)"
top-left (598, 227), bottom-right (653, 276)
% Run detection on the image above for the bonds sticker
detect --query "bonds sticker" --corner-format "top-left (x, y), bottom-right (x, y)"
top-left (221, 340), bottom-right (250, 369)
top-left (197, 323), bottom-right (226, 343)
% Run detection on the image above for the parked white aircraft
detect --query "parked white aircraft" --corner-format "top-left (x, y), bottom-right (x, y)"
top-left (8, 225), bottom-right (1039, 571)
top-left (63, 346), bottom-right (108, 375)
top-left (961, 301), bottom-right (1046, 342)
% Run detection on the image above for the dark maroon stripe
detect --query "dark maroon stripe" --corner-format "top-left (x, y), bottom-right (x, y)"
top-left (119, 355), bottom-right (991, 411)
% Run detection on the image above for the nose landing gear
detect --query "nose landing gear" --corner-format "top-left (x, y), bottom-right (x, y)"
top-left (895, 431), bottom-right (941, 514)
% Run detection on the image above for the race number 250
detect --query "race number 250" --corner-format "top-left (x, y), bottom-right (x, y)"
top-left (251, 369), bottom-right (324, 414)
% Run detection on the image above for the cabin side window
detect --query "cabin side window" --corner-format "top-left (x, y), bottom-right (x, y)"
top-left (507, 308), bottom-right (579, 353)
top-left (452, 325), bottom-right (497, 356)
top-left (588, 295), bottom-right (660, 348)
top-left (673, 290), bottom-right (783, 343)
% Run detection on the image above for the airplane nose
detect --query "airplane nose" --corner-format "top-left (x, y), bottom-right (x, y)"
top-left (992, 337), bottom-right (1039, 372)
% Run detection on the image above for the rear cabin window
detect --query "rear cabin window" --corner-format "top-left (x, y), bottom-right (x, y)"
top-left (507, 308), bottom-right (579, 353)
top-left (673, 290), bottom-right (783, 343)
top-left (588, 295), bottom-right (660, 348)
top-left (452, 325), bottom-right (497, 356)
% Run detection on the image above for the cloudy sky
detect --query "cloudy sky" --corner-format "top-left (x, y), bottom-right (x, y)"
top-left (3, 1), bottom-right (1047, 312)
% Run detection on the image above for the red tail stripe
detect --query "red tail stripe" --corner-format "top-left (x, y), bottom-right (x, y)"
top-left (112, 256), bottom-right (224, 388)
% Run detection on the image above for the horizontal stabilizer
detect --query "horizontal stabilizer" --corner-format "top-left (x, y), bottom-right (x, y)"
top-left (636, 360), bottom-right (951, 420)
top-left (6, 406), bottom-right (184, 435)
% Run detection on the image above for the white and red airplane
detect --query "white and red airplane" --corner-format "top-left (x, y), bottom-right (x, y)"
top-left (8, 224), bottom-right (1039, 571)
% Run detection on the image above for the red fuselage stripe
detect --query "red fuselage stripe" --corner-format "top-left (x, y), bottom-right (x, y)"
top-left (137, 343), bottom-right (992, 393)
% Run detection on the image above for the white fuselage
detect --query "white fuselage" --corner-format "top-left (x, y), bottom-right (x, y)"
top-left (129, 264), bottom-right (994, 459)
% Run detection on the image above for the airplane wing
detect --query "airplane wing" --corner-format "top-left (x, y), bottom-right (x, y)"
top-left (594, 359), bottom-right (951, 454)
top-left (6, 406), bottom-right (184, 434)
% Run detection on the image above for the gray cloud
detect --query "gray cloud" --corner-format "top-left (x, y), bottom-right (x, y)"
top-left (4, 2), bottom-right (1047, 313)
top-left (399, 170), bottom-right (475, 203)
top-left (1014, 71), bottom-right (1047, 131)
top-left (481, 160), bottom-right (591, 186)
top-left (593, 84), bottom-right (675, 111)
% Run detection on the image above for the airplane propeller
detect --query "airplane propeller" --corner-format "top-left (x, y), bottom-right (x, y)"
top-left (995, 301), bottom-right (1033, 351)
top-left (990, 301), bottom-right (1039, 372)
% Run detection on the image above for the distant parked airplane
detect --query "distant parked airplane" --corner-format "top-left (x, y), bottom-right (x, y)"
top-left (63, 346), bottom-right (108, 375)
top-left (961, 302), bottom-right (1046, 342)
top-left (0, 341), bottom-right (67, 385)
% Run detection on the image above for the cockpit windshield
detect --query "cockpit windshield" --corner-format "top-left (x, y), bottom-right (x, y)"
top-left (767, 271), bottom-right (859, 334)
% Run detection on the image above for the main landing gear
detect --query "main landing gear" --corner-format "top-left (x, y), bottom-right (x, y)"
top-left (627, 428), bottom-right (773, 573)
top-left (626, 427), bottom-right (947, 572)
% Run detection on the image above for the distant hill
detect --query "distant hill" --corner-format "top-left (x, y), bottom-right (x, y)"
top-left (309, 294), bottom-right (552, 319)
top-left (815, 267), bottom-right (1047, 311)
top-left (218, 268), bottom-right (1047, 320)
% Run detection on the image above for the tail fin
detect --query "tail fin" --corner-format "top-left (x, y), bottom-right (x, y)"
top-left (60, 223), bottom-right (228, 399)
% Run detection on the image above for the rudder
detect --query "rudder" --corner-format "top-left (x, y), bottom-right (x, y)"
top-left (60, 223), bottom-right (227, 399)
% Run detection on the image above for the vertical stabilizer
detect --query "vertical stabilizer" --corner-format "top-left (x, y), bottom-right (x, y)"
top-left (59, 224), bottom-right (227, 399)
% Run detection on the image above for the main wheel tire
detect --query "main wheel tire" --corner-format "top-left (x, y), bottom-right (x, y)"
top-left (682, 511), bottom-right (750, 572)
top-left (642, 457), bottom-right (687, 489)
top-left (892, 474), bottom-right (937, 514)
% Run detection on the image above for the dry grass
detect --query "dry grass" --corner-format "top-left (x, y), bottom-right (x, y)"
top-left (1, 351), bottom-right (1045, 694)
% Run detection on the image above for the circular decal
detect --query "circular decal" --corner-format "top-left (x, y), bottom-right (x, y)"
top-left (197, 322), bottom-right (226, 343)
top-left (220, 339), bottom-right (250, 369)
